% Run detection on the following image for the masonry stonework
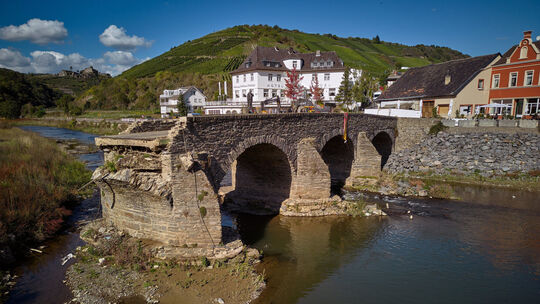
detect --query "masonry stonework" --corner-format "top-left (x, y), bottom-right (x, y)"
top-left (95, 113), bottom-right (403, 257)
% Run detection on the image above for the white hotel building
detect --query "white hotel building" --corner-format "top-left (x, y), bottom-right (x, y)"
top-left (205, 46), bottom-right (356, 114)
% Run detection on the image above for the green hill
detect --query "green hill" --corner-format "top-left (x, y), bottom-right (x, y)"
top-left (0, 68), bottom-right (61, 118)
top-left (122, 25), bottom-right (468, 79)
top-left (27, 73), bottom-right (111, 96)
top-left (77, 25), bottom-right (468, 111)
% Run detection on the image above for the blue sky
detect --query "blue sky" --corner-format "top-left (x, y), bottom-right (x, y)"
top-left (0, 0), bottom-right (538, 75)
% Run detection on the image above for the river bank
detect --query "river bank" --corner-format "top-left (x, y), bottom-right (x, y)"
top-left (7, 117), bottom-right (127, 135)
top-left (0, 126), bottom-right (93, 302)
top-left (345, 169), bottom-right (540, 202)
top-left (66, 219), bottom-right (265, 304)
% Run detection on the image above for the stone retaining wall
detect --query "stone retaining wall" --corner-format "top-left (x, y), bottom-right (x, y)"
top-left (385, 131), bottom-right (540, 175)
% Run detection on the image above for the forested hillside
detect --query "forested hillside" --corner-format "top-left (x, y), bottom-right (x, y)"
top-left (0, 68), bottom-right (61, 118)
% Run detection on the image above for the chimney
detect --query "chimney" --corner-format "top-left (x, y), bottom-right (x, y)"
top-left (523, 30), bottom-right (532, 39)
top-left (316, 50), bottom-right (321, 57)
top-left (444, 74), bottom-right (451, 85)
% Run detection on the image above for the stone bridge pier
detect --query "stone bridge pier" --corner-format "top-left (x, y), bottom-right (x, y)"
top-left (93, 114), bottom-right (398, 258)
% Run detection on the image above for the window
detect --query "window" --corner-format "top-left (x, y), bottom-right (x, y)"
top-left (272, 90), bottom-right (277, 97)
top-left (243, 74), bottom-right (246, 82)
top-left (329, 88), bottom-right (336, 97)
top-left (526, 98), bottom-right (539, 114)
top-left (292, 61), bottom-right (297, 69)
top-left (250, 73), bottom-right (254, 81)
top-left (276, 74), bottom-right (281, 82)
top-left (266, 62), bottom-right (271, 67)
top-left (509, 72), bottom-right (518, 87)
top-left (491, 99), bottom-right (513, 115)
top-left (280, 90), bottom-right (284, 97)
top-left (477, 79), bottom-right (484, 90)
top-left (235, 90), bottom-right (239, 98)
top-left (492, 74), bottom-right (500, 88)
top-left (459, 105), bottom-right (472, 116)
top-left (312, 74), bottom-right (317, 80)
top-left (525, 71), bottom-right (533, 86)
top-left (236, 75), bottom-right (239, 83)
top-left (263, 89), bottom-right (268, 97)
top-left (242, 89), bottom-right (246, 97)
top-left (324, 73), bottom-right (330, 81)
top-left (520, 46), bottom-right (528, 59)
top-left (268, 74), bottom-right (273, 81)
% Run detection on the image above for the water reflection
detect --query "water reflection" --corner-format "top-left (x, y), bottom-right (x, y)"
top-left (238, 186), bottom-right (540, 304)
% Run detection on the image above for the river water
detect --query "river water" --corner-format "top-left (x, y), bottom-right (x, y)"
top-left (7, 126), bottom-right (540, 304)
top-left (7, 126), bottom-right (103, 304)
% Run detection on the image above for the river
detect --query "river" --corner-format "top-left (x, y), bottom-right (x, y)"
top-left (7, 126), bottom-right (540, 304)
top-left (7, 126), bottom-right (103, 304)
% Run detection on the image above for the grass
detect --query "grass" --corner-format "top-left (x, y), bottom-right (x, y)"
top-left (0, 125), bottom-right (92, 266)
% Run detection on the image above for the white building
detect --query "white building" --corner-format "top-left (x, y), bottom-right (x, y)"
top-left (229, 46), bottom-right (358, 112)
top-left (159, 86), bottom-right (207, 117)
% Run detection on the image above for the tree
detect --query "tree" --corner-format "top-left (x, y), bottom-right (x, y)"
top-left (57, 95), bottom-right (74, 114)
top-left (335, 67), bottom-right (352, 105)
top-left (373, 35), bottom-right (381, 44)
top-left (310, 74), bottom-right (323, 106)
top-left (352, 71), bottom-right (379, 110)
top-left (176, 93), bottom-right (188, 116)
top-left (284, 68), bottom-right (304, 112)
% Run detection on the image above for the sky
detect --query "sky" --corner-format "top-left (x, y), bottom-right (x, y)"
top-left (0, 0), bottom-right (539, 76)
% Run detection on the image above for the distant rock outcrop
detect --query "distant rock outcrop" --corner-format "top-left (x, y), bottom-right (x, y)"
top-left (58, 66), bottom-right (111, 79)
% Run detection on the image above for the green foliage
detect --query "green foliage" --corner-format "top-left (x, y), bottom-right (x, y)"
top-left (200, 256), bottom-right (210, 267)
top-left (352, 71), bottom-right (378, 109)
top-left (199, 206), bottom-right (207, 218)
top-left (335, 67), bottom-right (352, 103)
top-left (0, 127), bottom-right (91, 266)
top-left (105, 161), bottom-right (117, 173)
top-left (428, 121), bottom-right (448, 135)
top-left (120, 25), bottom-right (467, 79)
top-left (197, 190), bottom-right (208, 202)
top-left (57, 95), bottom-right (74, 114)
top-left (432, 107), bottom-right (441, 118)
top-left (0, 68), bottom-right (60, 118)
top-left (177, 93), bottom-right (188, 116)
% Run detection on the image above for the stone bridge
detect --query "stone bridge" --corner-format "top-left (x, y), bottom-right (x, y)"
top-left (93, 113), bottom-right (413, 258)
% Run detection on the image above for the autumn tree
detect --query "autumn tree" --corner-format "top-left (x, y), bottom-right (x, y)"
top-left (285, 68), bottom-right (304, 112)
top-left (310, 74), bottom-right (323, 106)
top-left (335, 67), bottom-right (352, 105)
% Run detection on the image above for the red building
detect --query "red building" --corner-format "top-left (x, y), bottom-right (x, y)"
top-left (489, 31), bottom-right (540, 117)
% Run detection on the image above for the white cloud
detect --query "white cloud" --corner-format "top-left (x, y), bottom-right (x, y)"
top-left (104, 51), bottom-right (139, 66)
top-left (0, 49), bottom-right (144, 76)
top-left (0, 18), bottom-right (68, 44)
top-left (0, 48), bottom-right (31, 71)
top-left (99, 25), bottom-right (151, 50)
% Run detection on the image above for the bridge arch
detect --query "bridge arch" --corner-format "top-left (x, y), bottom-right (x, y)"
top-left (223, 138), bottom-right (294, 214)
top-left (319, 134), bottom-right (354, 195)
top-left (371, 131), bottom-right (393, 169)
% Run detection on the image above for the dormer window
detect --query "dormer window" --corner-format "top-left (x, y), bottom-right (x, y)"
top-left (520, 46), bottom-right (528, 59)
top-left (266, 62), bottom-right (271, 67)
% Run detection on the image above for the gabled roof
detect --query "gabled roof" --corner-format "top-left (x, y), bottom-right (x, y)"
top-left (377, 54), bottom-right (500, 101)
top-left (231, 46), bottom-right (345, 74)
top-left (493, 40), bottom-right (540, 65)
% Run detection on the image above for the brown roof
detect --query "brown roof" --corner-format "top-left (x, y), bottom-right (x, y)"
top-left (230, 46), bottom-right (345, 75)
top-left (377, 54), bottom-right (500, 101)
top-left (493, 40), bottom-right (540, 65)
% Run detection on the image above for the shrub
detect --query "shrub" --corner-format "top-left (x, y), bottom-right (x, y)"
top-left (428, 121), bottom-right (448, 135)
